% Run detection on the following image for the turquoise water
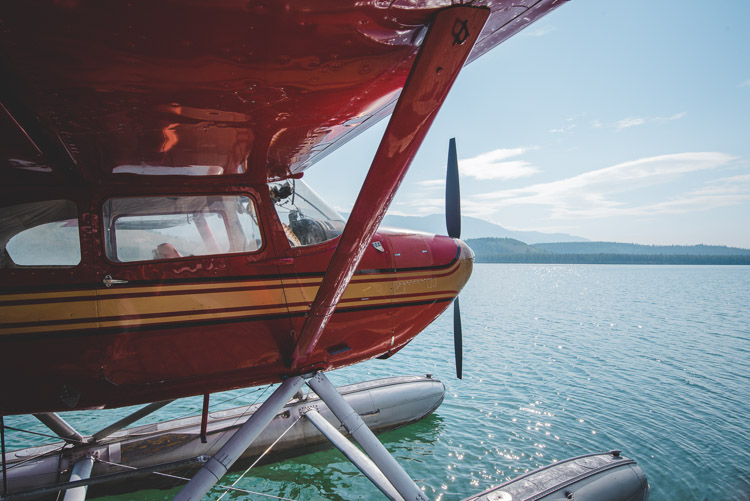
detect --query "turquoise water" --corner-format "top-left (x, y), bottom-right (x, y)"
top-left (5, 264), bottom-right (750, 500)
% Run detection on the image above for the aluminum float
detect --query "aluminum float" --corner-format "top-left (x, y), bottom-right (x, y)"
top-left (463, 451), bottom-right (649, 501)
top-left (0, 375), bottom-right (445, 499)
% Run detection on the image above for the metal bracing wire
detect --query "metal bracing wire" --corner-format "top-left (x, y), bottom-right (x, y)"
top-left (0, 441), bottom-right (70, 472)
top-left (0, 425), bottom-right (84, 444)
top-left (216, 414), bottom-right (303, 500)
top-left (206, 383), bottom-right (274, 458)
top-left (94, 457), bottom-right (299, 500)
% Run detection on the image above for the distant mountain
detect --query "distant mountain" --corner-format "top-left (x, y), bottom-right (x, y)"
top-left (466, 237), bottom-right (546, 256)
top-left (466, 238), bottom-right (750, 264)
top-left (532, 242), bottom-right (750, 256)
top-left (376, 214), bottom-right (588, 244)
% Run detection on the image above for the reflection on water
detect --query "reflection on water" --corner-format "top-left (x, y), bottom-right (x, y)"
top-left (215, 415), bottom-right (447, 501)
top-left (5, 265), bottom-right (750, 500)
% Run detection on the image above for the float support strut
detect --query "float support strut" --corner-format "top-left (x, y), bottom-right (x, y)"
top-left (91, 400), bottom-right (174, 443)
top-left (32, 413), bottom-right (83, 444)
top-left (62, 456), bottom-right (94, 501)
top-left (173, 376), bottom-right (306, 501)
top-left (2, 416), bottom-right (7, 497)
top-left (304, 409), bottom-right (403, 501)
top-left (200, 394), bottom-right (209, 444)
top-left (308, 372), bottom-right (428, 501)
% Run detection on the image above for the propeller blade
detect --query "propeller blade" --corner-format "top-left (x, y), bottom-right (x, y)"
top-left (445, 137), bottom-right (461, 239)
top-left (445, 137), bottom-right (464, 379)
top-left (446, 137), bottom-right (464, 379)
top-left (453, 297), bottom-right (463, 379)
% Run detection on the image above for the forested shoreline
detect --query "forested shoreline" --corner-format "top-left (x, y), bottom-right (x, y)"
top-left (472, 253), bottom-right (750, 265)
top-left (466, 238), bottom-right (750, 265)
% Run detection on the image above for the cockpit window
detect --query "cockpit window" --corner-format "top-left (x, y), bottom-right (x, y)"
top-left (103, 195), bottom-right (261, 262)
top-left (0, 200), bottom-right (81, 268)
top-left (270, 179), bottom-right (345, 247)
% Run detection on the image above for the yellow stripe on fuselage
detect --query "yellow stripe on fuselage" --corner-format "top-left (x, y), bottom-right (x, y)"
top-left (0, 261), bottom-right (464, 336)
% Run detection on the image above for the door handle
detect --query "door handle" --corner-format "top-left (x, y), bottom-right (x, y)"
top-left (266, 258), bottom-right (294, 266)
top-left (103, 275), bottom-right (128, 287)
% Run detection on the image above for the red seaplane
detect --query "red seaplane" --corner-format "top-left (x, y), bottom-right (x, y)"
top-left (0, 0), bottom-right (567, 498)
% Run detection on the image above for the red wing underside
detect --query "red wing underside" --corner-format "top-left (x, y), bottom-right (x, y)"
top-left (0, 0), bottom-right (566, 189)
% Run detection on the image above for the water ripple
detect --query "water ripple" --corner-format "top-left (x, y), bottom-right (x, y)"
top-left (5, 265), bottom-right (750, 500)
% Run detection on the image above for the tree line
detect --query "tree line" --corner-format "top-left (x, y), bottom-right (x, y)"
top-left (465, 238), bottom-right (750, 265)
top-left (473, 253), bottom-right (750, 265)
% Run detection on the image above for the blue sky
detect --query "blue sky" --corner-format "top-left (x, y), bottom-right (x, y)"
top-left (306, 0), bottom-right (750, 248)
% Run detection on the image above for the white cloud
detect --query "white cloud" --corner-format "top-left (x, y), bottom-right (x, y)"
top-left (523, 25), bottom-right (556, 37)
top-left (473, 152), bottom-right (740, 219)
top-left (459, 147), bottom-right (539, 180)
top-left (549, 114), bottom-right (582, 134)
top-left (385, 208), bottom-right (423, 217)
top-left (416, 179), bottom-right (445, 188)
top-left (604, 112), bottom-right (687, 130)
top-left (688, 173), bottom-right (750, 196)
top-left (549, 124), bottom-right (576, 134)
top-left (390, 197), bottom-right (444, 216)
top-left (655, 111), bottom-right (688, 122)
top-left (550, 112), bottom-right (685, 134)
top-left (739, 79), bottom-right (750, 88)
top-left (615, 117), bottom-right (647, 129)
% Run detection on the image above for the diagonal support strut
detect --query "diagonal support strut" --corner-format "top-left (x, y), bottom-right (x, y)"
top-left (61, 456), bottom-right (94, 501)
top-left (91, 400), bottom-right (174, 443)
top-left (304, 410), bottom-right (403, 501)
top-left (290, 5), bottom-right (490, 368)
top-left (172, 372), bottom-right (431, 500)
top-left (173, 376), bottom-right (306, 501)
top-left (32, 413), bottom-right (84, 444)
top-left (307, 372), bottom-right (427, 501)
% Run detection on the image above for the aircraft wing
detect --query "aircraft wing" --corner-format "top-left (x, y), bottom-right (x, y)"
top-left (0, 0), bottom-right (565, 187)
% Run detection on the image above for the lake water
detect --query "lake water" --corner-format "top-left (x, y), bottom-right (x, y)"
top-left (5, 264), bottom-right (750, 500)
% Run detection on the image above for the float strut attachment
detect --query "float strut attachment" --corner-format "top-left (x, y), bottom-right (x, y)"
top-left (308, 372), bottom-right (428, 501)
top-left (173, 376), bottom-right (306, 500)
top-left (62, 456), bottom-right (95, 501)
top-left (304, 409), bottom-right (403, 501)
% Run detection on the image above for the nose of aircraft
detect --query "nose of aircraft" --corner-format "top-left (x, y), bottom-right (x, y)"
top-left (382, 229), bottom-right (473, 300)
top-left (453, 237), bottom-right (474, 292)
top-left (435, 235), bottom-right (473, 299)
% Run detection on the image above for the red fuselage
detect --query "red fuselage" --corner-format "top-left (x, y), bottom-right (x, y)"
top-left (0, 0), bottom-right (565, 415)
top-left (0, 181), bottom-right (472, 414)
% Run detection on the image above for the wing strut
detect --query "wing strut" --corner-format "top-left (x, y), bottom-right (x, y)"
top-left (290, 5), bottom-right (490, 368)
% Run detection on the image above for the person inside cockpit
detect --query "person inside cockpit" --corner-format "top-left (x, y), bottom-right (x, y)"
top-left (269, 179), bottom-right (346, 247)
top-left (153, 242), bottom-right (182, 260)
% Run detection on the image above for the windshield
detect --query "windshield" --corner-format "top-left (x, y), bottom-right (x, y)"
top-left (270, 179), bottom-right (345, 247)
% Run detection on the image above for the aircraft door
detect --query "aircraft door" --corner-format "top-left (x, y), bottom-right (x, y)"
top-left (0, 197), bottom-right (100, 411)
top-left (91, 191), bottom-right (293, 388)
top-left (268, 180), bottom-right (397, 364)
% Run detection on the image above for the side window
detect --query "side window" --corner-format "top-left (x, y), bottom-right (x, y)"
top-left (103, 195), bottom-right (261, 263)
top-left (0, 200), bottom-right (81, 268)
